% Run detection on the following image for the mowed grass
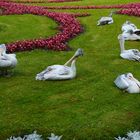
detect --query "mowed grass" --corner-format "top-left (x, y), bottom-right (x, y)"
top-left (28, 0), bottom-right (140, 6)
top-left (0, 14), bottom-right (57, 43)
top-left (0, 0), bottom-right (140, 140)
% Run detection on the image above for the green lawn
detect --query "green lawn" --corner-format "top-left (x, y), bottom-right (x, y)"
top-left (0, 0), bottom-right (140, 140)
top-left (30, 0), bottom-right (140, 6)
top-left (0, 15), bottom-right (57, 43)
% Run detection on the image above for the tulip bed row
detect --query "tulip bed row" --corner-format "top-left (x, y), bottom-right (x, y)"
top-left (10, 0), bottom-right (47, 3)
top-left (44, 3), bottom-right (140, 10)
top-left (43, 3), bottom-right (140, 18)
top-left (1, 1), bottom-right (140, 52)
top-left (0, 1), bottom-right (89, 52)
top-left (5, 0), bottom-right (140, 9)
top-left (2, 0), bottom-right (140, 17)
top-left (4, 0), bottom-right (81, 3)
top-left (48, 0), bottom-right (81, 3)
top-left (117, 8), bottom-right (140, 17)
top-left (115, 3), bottom-right (140, 17)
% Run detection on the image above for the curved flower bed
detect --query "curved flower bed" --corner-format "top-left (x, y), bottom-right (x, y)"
top-left (4, 0), bottom-right (81, 3)
top-left (0, 1), bottom-right (89, 52)
top-left (43, 3), bottom-right (140, 18)
top-left (48, 0), bottom-right (81, 3)
top-left (9, 0), bottom-right (48, 3)
top-left (117, 8), bottom-right (140, 17)
top-left (44, 3), bottom-right (140, 10)
top-left (116, 3), bottom-right (140, 17)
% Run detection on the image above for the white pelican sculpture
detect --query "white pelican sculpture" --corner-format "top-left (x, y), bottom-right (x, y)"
top-left (0, 44), bottom-right (17, 76)
top-left (97, 11), bottom-right (114, 26)
top-left (114, 73), bottom-right (140, 93)
top-left (118, 34), bottom-right (140, 61)
top-left (48, 133), bottom-right (62, 140)
top-left (121, 21), bottom-right (140, 40)
top-left (122, 21), bottom-right (137, 32)
top-left (36, 48), bottom-right (83, 81)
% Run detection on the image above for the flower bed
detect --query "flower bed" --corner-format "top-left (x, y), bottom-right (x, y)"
top-left (44, 3), bottom-right (140, 10)
top-left (43, 3), bottom-right (140, 18)
top-left (117, 8), bottom-right (140, 17)
top-left (4, 0), bottom-right (81, 3)
top-left (10, 0), bottom-right (48, 3)
top-left (48, 0), bottom-right (81, 3)
top-left (0, 1), bottom-right (140, 53)
top-left (0, 1), bottom-right (90, 52)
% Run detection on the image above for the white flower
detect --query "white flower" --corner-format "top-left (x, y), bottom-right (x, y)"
top-left (115, 130), bottom-right (140, 140)
top-left (23, 131), bottom-right (42, 140)
top-left (47, 133), bottom-right (62, 140)
top-left (127, 131), bottom-right (140, 140)
top-left (7, 131), bottom-right (42, 140)
top-left (115, 136), bottom-right (128, 140)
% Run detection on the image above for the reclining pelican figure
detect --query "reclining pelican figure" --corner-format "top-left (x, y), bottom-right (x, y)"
top-left (121, 30), bottom-right (140, 41)
top-left (0, 44), bottom-right (17, 76)
top-left (118, 34), bottom-right (140, 61)
top-left (36, 48), bottom-right (83, 80)
top-left (114, 73), bottom-right (140, 93)
top-left (121, 21), bottom-right (140, 40)
top-left (97, 11), bottom-right (114, 26)
top-left (122, 21), bottom-right (137, 32)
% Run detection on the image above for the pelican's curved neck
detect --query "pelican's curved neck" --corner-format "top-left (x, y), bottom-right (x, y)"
top-left (71, 59), bottom-right (76, 75)
top-left (109, 12), bottom-right (113, 17)
top-left (119, 36), bottom-right (125, 53)
top-left (2, 52), bottom-right (9, 59)
top-left (132, 77), bottom-right (140, 88)
top-left (64, 55), bottom-right (75, 66)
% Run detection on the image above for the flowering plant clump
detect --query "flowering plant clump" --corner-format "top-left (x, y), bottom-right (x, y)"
top-left (0, 1), bottom-right (89, 53)
top-left (117, 8), bottom-right (140, 17)
top-left (43, 3), bottom-right (140, 18)
top-left (6, 0), bottom-right (81, 3)
top-left (7, 131), bottom-right (62, 140)
top-left (9, 0), bottom-right (48, 3)
top-left (48, 0), bottom-right (81, 3)
top-left (115, 3), bottom-right (140, 17)
top-left (44, 3), bottom-right (140, 10)
top-left (115, 130), bottom-right (140, 140)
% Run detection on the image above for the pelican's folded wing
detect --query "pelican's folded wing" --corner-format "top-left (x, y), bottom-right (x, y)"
top-left (114, 75), bottom-right (129, 89)
top-left (0, 55), bottom-right (8, 60)
top-left (134, 29), bottom-right (140, 35)
top-left (58, 66), bottom-right (70, 75)
top-left (131, 49), bottom-right (140, 57)
top-left (0, 44), bottom-right (6, 55)
top-left (36, 66), bottom-right (54, 76)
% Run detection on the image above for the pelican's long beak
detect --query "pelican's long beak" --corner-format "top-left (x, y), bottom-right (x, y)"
top-left (131, 77), bottom-right (137, 82)
top-left (64, 54), bottom-right (77, 66)
top-left (130, 77), bottom-right (140, 88)
top-left (129, 76), bottom-right (137, 83)
top-left (64, 48), bottom-right (83, 66)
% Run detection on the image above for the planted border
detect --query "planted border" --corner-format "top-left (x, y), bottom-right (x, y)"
top-left (48, 0), bottom-right (81, 3)
top-left (43, 3), bottom-right (140, 17)
top-left (117, 8), bottom-right (140, 17)
top-left (0, 2), bottom-right (89, 52)
top-left (3, 0), bottom-right (81, 3)
top-left (44, 3), bottom-right (140, 10)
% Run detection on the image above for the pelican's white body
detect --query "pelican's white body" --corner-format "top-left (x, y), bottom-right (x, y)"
top-left (120, 49), bottom-right (140, 61)
top-left (97, 17), bottom-right (113, 26)
top-left (118, 34), bottom-right (140, 61)
top-left (121, 21), bottom-right (140, 40)
top-left (114, 74), bottom-right (140, 93)
top-left (0, 44), bottom-right (17, 71)
top-left (122, 30), bottom-right (140, 40)
top-left (122, 21), bottom-right (137, 32)
top-left (36, 48), bottom-right (83, 81)
top-left (36, 63), bottom-right (76, 81)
